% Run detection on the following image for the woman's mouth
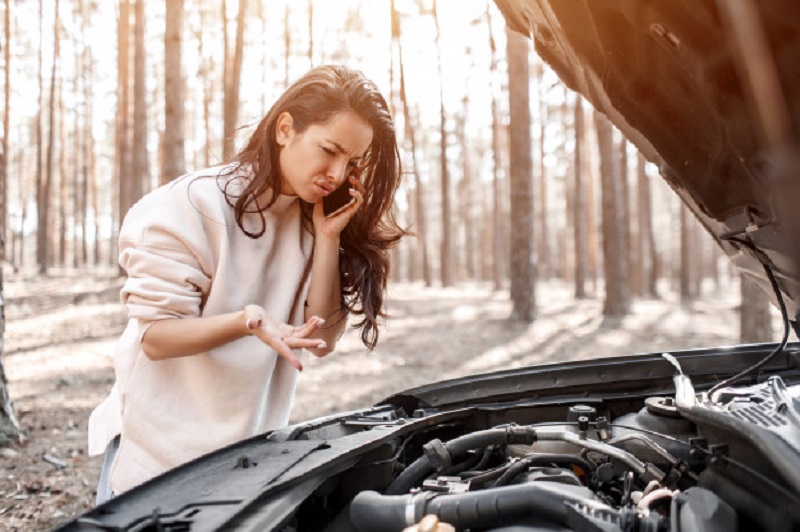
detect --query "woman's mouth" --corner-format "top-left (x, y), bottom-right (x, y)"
top-left (315, 181), bottom-right (334, 197)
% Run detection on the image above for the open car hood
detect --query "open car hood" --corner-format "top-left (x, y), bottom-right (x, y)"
top-left (494, 0), bottom-right (800, 320)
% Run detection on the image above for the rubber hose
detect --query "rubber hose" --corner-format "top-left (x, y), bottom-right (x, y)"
top-left (386, 427), bottom-right (536, 495)
top-left (351, 482), bottom-right (599, 532)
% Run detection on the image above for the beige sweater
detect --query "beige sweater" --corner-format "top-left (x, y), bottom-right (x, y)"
top-left (88, 165), bottom-right (314, 494)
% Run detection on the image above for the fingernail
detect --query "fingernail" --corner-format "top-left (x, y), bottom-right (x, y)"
top-left (317, 341), bottom-right (327, 349)
top-left (246, 319), bottom-right (254, 329)
top-left (316, 317), bottom-right (326, 325)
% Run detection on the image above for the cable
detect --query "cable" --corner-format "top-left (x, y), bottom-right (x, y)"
top-left (708, 236), bottom-right (791, 398)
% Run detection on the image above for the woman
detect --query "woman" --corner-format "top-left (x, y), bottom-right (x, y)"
top-left (89, 65), bottom-right (407, 501)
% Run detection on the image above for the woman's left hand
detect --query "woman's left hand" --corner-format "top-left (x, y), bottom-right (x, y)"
top-left (313, 170), bottom-right (365, 239)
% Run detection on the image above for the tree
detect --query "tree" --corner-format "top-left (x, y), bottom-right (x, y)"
top-left (486, 1), bottom-right (505, 291)
top-left (37, 0), bottom-right (61, 274)
top-left (432, 0), bottom-right (452, 286)
top-left (740, 275), bottom-right (773, 343)
top-left (162, 0), bottom-right (185, 184)
top-left (0, 0), bottom-right (21, 446)
top-left (535, 63), bottom-right (550, 280)
top-left (506, 28), bottom-right (535, 321)
top-left (392, 0), bottom-right (430, 286)
top-left (458, 71), bottom-right (475, 279)
top-left (636, 153), bottom-right (659, 297)
top-left (130, 0), bottom-right (148, 214)
top-left (1, 0), bottom-right (8, 261)
top-left (115, 0), bottom-right (132, 266)
top-left (679, 203), bottom-right (693, 303)
top-left (573, 97), bottom-right (588, 298)
top-left (222, 0), bottom-right (247, 160)
top-left (595, 111), bottom-right (629, 316)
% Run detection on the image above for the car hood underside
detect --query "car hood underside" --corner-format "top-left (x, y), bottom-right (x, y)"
top-left (494, 0), bottom-right (800, 319)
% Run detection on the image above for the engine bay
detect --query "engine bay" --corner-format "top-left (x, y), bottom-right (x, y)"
top-left (290, 373), bottom-right (800, 532)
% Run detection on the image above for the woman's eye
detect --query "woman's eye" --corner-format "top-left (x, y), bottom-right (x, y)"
top-left (321, 147), bottom-right (335, 155)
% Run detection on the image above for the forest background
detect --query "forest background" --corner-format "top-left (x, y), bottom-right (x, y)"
top-left (0, 0), bottom-right (782, 529)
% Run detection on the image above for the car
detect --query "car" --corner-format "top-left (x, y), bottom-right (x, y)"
top-left (57, 1), bottom-right (800, 530)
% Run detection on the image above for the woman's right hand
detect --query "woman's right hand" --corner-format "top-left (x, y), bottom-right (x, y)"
top-left (243, 305), bottom-right (326, 371)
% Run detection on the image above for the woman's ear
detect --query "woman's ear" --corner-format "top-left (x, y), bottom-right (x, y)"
top-left (275, 112), bottom-right (294, 146)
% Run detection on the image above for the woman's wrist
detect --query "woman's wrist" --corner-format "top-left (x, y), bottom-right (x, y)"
top-left (314, 231), bottom-right (341, 250)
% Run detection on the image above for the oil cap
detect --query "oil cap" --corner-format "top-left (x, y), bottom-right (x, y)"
top-left (567, 404), bottom-right (598, 422)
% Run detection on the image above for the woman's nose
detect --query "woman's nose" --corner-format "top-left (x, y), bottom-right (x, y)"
top-left (327, 160), bottom-right (349, 185)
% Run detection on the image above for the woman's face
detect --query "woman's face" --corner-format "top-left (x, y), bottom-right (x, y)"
top-left (276, 110), bottom-right (373, 203)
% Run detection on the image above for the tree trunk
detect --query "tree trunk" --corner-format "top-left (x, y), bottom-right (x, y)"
top-left (536, 63), bottom-right (549, 281)
top-left (0, 0), bottom-right (20, 446)
top-left (223, 0), bottom-right (247, 160)
top-left (506, 29), bottom-right (536, 321)
top-left (130, 0), bottom-right (148, 213)
top-left (1, 0), bottom-right (9, 263)
top-left (80, 0), bottom-right (93, 266)
top-left (115, 0), bottom-right (132, 268)
top-left (619, 137), bottom-right (634, 297)
top-left (307, 0), bottom-right (313, 66)
top-left (740, 275), bottom-right (773, 343)
top-left (432, 0), bottom-right (452, 287)
top-left (586, 112), bottom-right (599, 293)
top-left (192, 6), bottom-right (212, 169)
top-left (38, 0), bottom-right (60, 274)
top-left (637, 153), bottom-right (659, 297)
top-left (487, 2), bottom-right (504, 291)
top-left (573, 97), bottom-right (588, 298)
top-left (595, 111), bottom-right (629, 316)
top-left (283, 2), bottom-right (290, 87)
top-left (162, 0), bottom-right (185, 184)
top-left (72, 36), bottom-right (83, 268)
top-left (679, 203), bottom-right (693, 303)
top-left (393, 0), bottom-right (430, 286)
top-left (57, 83), bottom-right (67, 266)
top-left (460, 93), bottom-right (475, 279)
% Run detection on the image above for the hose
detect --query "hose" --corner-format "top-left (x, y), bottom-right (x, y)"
top-left (386, 426), bottom-right (536, 495)
top-left (350, 482), bottom-right (603, 532)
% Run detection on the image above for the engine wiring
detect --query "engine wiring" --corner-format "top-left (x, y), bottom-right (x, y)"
top-left (708, 235), bottom-right (791, 398)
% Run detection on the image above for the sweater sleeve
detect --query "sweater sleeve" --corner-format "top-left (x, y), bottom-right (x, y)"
top-left (118, 181), bottom-right (216, 330)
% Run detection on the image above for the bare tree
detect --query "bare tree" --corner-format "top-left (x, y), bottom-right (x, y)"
top-left (1, 0), bottom-right (8, 262)
top-left (679, 203), bottom-right (693, 303)
top-left (307, 0), bottom-right (313, 66)
top-left (740, 275), bottom-right (773, 343)
top-left (458, 75), bottom-right (475, 279)
top-left (115, 0), bottom-right (132, 267)
top-left (573, 97), bottom-right (588, 298)
top-left (636, 153), bottom-right (659, 297)
top-left (80, 0), bottom-right (95, 265)
top-left (535, 64), bottom-right (549, 280)
top-left (506, 28), bottom-right (536, 321)
top-left (130, 0), bottom-right (148, 215)
top-left (618, 137), bottom-right (633, 296)
top-left (432, 0), bottom-right (452, 286)
top-left (222, 0), bottom-right (247, 160)
top-left (392, 0), bottom-right (430, 286)
top-left (486, 1), bottom-right (504, 290)
top-left (37, 0), bottom-right (61, 274)
top-left (0, 0), bottom-right (21, 446)
top-left (283, 2), bottom-right (290, 87)
top-left (595, 111), bottom-right (629, 317)
top-left (57, 75), bottom-right (67, 266)
top-left (162, 0), bottom-right (185, 184)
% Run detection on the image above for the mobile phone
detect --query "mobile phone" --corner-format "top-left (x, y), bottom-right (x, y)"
top-left (323, 182), bottom-right (355, 217)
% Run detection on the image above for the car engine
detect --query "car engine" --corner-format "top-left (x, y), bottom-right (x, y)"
top-left (307, 373), bottom-right (800, 532)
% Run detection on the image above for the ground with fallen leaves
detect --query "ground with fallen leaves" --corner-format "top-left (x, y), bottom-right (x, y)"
top-left (0, 267), bottom-right (780, 530)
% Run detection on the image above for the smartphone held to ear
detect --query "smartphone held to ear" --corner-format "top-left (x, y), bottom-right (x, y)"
top-left (323, 182), bottom-right (355, 217)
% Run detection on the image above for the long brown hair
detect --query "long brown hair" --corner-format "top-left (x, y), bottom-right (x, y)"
top-left (222, 65), bottom-right (407, 349)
